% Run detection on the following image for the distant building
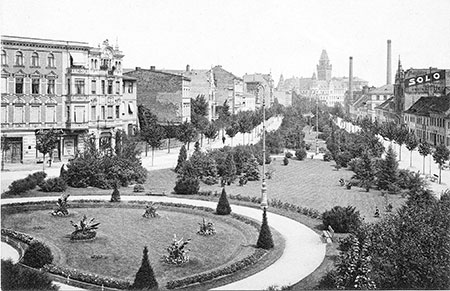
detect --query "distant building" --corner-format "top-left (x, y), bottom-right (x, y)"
top-left (350, 84), bottom-right (393, 121)
top-left (277, 50), bottom-right (368, 107)
top-left (1, 36), bottom-right (138, 163)
top-left (243, 73), bottom-right (274, 108)
top-left (124, 66), bottom-right (191, 124)
top-left (162, 65), bottom-right (216, 121)
top-left (211, 65), bottom-right (243, 115)
top-left (273, 90), bottom-right (292, 107)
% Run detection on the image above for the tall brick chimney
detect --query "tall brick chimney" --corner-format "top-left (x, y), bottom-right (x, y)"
top-left (349, 56), bottom-right (353, 101)
top-left (387, 40), bottom-right (392, 85)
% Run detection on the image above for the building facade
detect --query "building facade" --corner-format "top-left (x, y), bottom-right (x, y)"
top-left (243, 73), bottom-right (274, 108)
top-left (1, 36), bottom-right (138, 163)
top-left (124, 67), bottom-right (191, 124)
top-left (211, 65), bottom-right (243, 115)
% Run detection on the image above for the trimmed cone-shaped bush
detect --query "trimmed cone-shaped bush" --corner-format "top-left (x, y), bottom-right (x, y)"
top-left (22, 241), bottom-right (53, 268)
top-left (256, 208), bottom-right (274, 249)
top-left (110, 186), bottom-right (121, 202)
top-left (216, 188), bottom-right (231, 215)
top-left (132, 246), bottom-right (158, 290)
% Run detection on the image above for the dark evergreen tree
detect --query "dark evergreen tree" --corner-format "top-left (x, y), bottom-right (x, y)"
top-left (132, 246), bottom-right (158, 290)
top-left (22, 241), bottom-right (53, 268)
top-left (222, 152), bottom-right (237, 185)
top-left (175, 145), bottom-right (187, 173)
top-left (354, 151), bottom-right (375, 192)
top-left (110, 183), bottom-right (120, 202)
top-left (256, 208), bottom-right (274, 249)
top-left (1, 259), bottom-right (58, 290)
top-left (377, 145), bottom-right (399, 191)
top-left (216, 187), bottom-right (231, 215)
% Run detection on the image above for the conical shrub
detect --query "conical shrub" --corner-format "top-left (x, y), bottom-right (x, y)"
top-left (110, 185), bottom-right (121, 202)
top-left (216, 188), bottom-right (231, 215)
top-left (256, 208), bottom-right (274, 249)
top-left (132, 246), bottom-right (158, 290)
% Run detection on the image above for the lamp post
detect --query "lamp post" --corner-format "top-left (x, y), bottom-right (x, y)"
top-left (258, 84), bottom-right (268, 209)
top-left (315, 94), bottom-right (319, 155)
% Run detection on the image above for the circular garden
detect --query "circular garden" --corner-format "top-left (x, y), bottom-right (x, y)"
top-left (1, 200), bottom-right (284, 289)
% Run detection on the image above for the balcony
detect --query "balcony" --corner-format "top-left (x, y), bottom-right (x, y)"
top-left (90, 119), bottom-right (124, 129)
top-left (66, 95), bottom-right (90, 103)
top-left (65, 120), bottom-right (89, 130)
top-left (67, 66), bottom-right (88, 75)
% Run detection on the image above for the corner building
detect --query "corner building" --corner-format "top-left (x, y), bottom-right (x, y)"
top-left (1, 36), bottom-right (138, 163)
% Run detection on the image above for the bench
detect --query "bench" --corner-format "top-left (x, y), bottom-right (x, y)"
top-left (145, 188), bottom-right (166, 196)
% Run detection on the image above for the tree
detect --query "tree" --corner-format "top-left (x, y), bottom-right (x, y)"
top-left (177, 121), bottom-right (197, 150)
top-left (36, 129), bottom-right (61, 170)
top-left (1, 135), bottom-right (10, 171)
top-left (164, 122), bottom-right (179, 153)
top-left (405, 133), bottom-right (419, 167)
top-left (379, 121), bottom-right (397, 144)
top-left (354, 151), bottom-right (375, 192)
top-left (1, 259), bottom-right (58, 291)
top-left (204, 122), bottom-right (218, 144)
top-left (432, 143), bottom-right (450, 184)
top-left (256, 208), bottom-right (274, 249)
top-left (22, 241), bottom-right (53, 268)
top-left (237, 112), bottom-right (253, 145)
top-left (225, 120), bottom-right (239, 147)
top-left (175, 145), bottom-right (187, 173)
top-left (216, 187), bottom-right (231, 215)
top-left (132, 246), bottom-right (158, 290)
top-left (222, 152), bottom-right (237, 185)
top-left (138, 110), bottom-right (165, 165)
top-left (377, 145), bottom-right (399, 191)
top-left (394, 125), bottom-right (409, 161)
top-left (418, 142), bottom-right (431, 174)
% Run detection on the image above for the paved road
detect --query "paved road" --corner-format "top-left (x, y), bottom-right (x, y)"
top-left (1, 195), bottom-right (326, 290)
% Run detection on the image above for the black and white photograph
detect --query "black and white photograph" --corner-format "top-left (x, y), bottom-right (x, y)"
top-left (1, 0), bottom-right (449, 290)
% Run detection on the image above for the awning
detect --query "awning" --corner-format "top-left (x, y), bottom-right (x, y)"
top-left (70, 52), bottom-right (87, 66)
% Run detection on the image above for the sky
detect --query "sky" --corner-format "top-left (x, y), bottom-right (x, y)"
top-left (1, 0), bottom-right (449, 87)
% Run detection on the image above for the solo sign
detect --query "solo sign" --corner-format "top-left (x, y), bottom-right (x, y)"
top-left (405, 70), bottom-right (445, 87)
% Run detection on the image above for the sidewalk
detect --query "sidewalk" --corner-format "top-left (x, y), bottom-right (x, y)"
top-left (1, 195), bottom-right (326, 290)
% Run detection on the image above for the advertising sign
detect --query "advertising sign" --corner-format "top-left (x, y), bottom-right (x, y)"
top-left (405, 70), bottom-right (445, 87)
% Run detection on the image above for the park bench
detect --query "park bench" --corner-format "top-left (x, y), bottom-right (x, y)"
top-left (145, 187), bottom-right (166, 196)
top-left (322, 225), bottom-right (335, 243)
top-left (428, 174), bottom-right (439, 182)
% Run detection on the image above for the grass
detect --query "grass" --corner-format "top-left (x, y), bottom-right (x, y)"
top-left (1, 202), bottom-right (284, 290)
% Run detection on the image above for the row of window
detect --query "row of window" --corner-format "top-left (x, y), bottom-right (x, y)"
top-left (1, 77), bottom-right (56, 95)
top-left (68, 79), bottom-right (127, 95)
top-left (90, 59), bottom-right (122, 71)
top-left (2, 50), bottom-right (55, 68)
top-left (1, 105), bottom-right (56, 124)
top-left (408, 115), bottom-right (448, 128)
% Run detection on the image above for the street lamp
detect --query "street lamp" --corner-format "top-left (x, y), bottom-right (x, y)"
top-left (258, 84), bottom-right (268, 209)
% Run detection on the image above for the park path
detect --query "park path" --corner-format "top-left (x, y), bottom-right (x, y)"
top-left (335, 117), bottom-right (450, 196)
top-left (1, 195), bottom-right (326, 290)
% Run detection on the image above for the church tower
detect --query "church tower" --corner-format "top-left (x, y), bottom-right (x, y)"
top-left (317, 50), bottom-right (332, 81)
top-left (394, 58), bottom-right (405, 116)
top-left (276, 74), bottom-right (285, 90)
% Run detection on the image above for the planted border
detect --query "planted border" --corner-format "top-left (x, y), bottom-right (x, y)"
top-left (2, 200), bottom-right (272, 290)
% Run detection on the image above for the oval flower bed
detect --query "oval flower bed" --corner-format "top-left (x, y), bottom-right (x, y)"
top-left (1, 200), bottom-right (283, 289)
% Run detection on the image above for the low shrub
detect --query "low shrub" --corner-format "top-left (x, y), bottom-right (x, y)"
top-left (305, 143), bottom-right (311, 150)
top-left (348, 158), bottom-right (362, 172)
top-left (295, 148), bottom-right (307, 161)
top-left (1, 259), bottom-right (58, 290)
top-left (322, 206), bottom-right (361, 233)
top-left (285, 152), bottom-right (293, 159)
top-left (1, 229), bottom-right (34, 244)
top-left (38, 177), bottom-right (67, 192)
top-left (133, 184), bottom-right (145, 193)
top-left (29, 172), bottom-right (48, 185)
top-left (174, 177), bottom-right (200, 194)
top-left (323, 151), bottom-right (333, 162)
top-left (202, 176), bottom-right (218, 185)
top-left (110, 186), bottom-right (121, 202)
top-left (335, 151), bottom-right (352, 168)
top-left (283, 157), bottom-right (289, 166)
top-left (43, 264), bottom-right (132, 289)
top-left (22, 240), bottom-right (53, 268)
top-left (5, 171), bottom-right (47, 195)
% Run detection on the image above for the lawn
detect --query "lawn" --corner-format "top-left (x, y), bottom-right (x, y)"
top-left (1, 203), bottom-right (282, 288)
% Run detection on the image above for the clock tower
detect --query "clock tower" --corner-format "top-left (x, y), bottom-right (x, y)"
top-left (317, 50), bottom-right (332, 81)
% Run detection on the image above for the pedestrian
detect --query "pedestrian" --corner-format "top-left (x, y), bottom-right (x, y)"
top-left (222, 136), bottom-right (226, 144)
top-left (374, 207), bottom-right (380, 218)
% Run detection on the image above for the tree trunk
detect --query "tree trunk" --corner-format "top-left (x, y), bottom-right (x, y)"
top-left (399, 145), bottom-right (402, 161)
top-left (42, 153), bottom-right (46, 171)
top-left (145, 143), bottom-right (148, 157)
top-left (439, 167), bottom-right (442, 184)
top-left (423, 156), bottom-right (425, 174)
top-left (151, 147), bottom-right (154, 167)
top-left (167, 138), bottom-right (171, 153)
top-left (410, 151), bottom-right (413, 167)
top-left (429, 155), bottom-right (432, 175)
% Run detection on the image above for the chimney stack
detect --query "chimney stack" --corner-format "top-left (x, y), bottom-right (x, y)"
top-left (387, 40), bottom-right (392, 85)
top-left (186, 64), bottom-right (190, 72)
top-left (150, 66), bottom-right (155, 71)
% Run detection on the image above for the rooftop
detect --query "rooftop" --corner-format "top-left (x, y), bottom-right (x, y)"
top-left (404, 95), bottom-right (450, 116)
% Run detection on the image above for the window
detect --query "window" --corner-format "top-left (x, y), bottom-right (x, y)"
top-left (32, 78), bottom-right (40, 94)
top-left (15, 77), bottom-right (24, 94)
top-left (115, 105), bottom-right (120, 118)
top-left (91, 105), bottom-right (96, 120)
top-left (45, 106), bottom-right (56, 123)
top-left (67, 79), bottom-right (71, 94)
top-left (101, 80), bottom-right (105, 94)
top-left (1, 77), bottom-right (7, 94)
top-left (13, 106), bottom-right (24, 123)
top-left (1, 50), bottom-right (6, 66)
top-left (75, 79), bottom-right (85, 95)
top-left (47, 79), bottom-right (55, 95)
top-left (107, 105), bottom-right (113, 119)
top-left (15, 51), bottom-right (23, 66)
top-left (1, 106), bottom-right (7, 123)
top-left (101, 106), bottom-right (106, 120)
top-left (91, 80), bottom-right (96, 94)
top-left (47, 53), bottom-right (55, 67)
top-left (115, 81), bottom-right (120, 94)
top-left (31, 52), bottom-right (39, 67)
top-left (127, 82), bottom-right (133, 93)
top-left (30, 106), bottom-right (40, 123)
top-left (108, 80), bottom-right (113, 94)
top-left (74, 106), bottom-right (85, 123)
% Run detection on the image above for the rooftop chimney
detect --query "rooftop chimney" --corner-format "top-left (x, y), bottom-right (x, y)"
top-left (387, 40), bottom-right (392, 85)
top-left (186, 64), bottom-right (190, 72)
top-left (135, 67), bottom-right (141, 70)
top-left (150, 66), bottom-right (155, 71)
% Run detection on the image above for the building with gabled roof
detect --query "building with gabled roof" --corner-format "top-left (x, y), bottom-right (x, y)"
top-left (211, 65), bottom-right (243, 115)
